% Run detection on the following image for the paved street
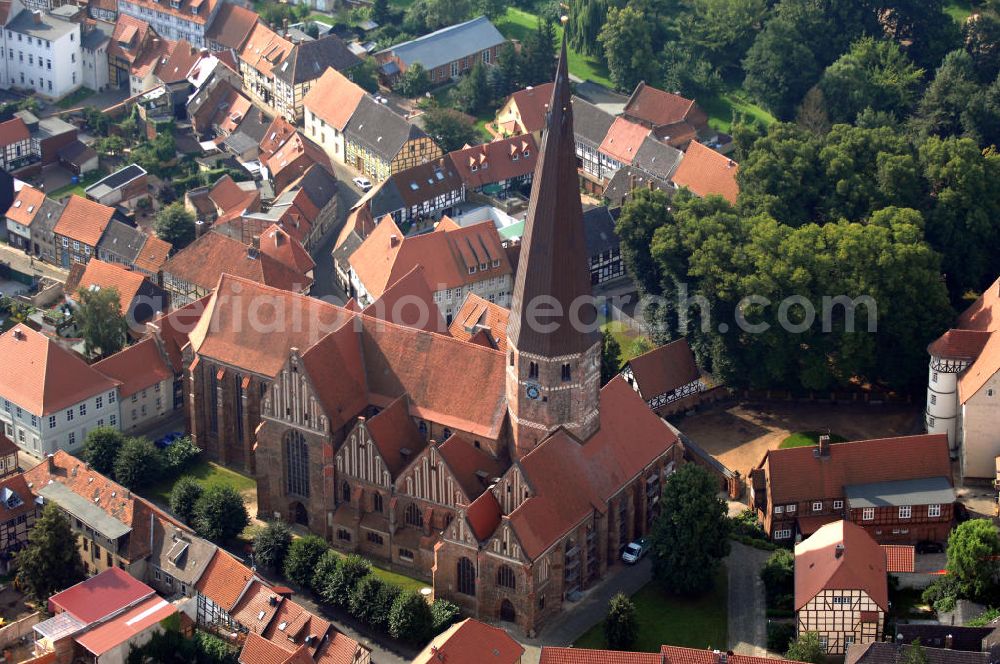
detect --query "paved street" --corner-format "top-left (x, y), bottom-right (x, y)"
top-left (0, 242), bottom-right (68, 283)
top-left (726, 541), bottom-right (771, 656)
top-left (309, 160), bottom-right (364, 302)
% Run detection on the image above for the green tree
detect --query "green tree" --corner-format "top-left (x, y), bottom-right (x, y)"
top-left (311, 549), bottom-right (342, 593)
top-left (795, 86), bottom-right (832, 135)
top-left (492, 42), bottom-right (522, 101)
top-left (963, 12), bottom-right (1000, 83)
top-left (671, 0), bottom-right (769, 78)
top-left (902, 640), bottom-right (930, 664)
top-left (785, 631), bottom-right (825, 664)
top-left (254, 521), bottom-right (293, 572)
top-left (83, 426), bottom-right (126, 476)
top-left (651, 465), bottom-right (730, 595)
top-left (284, 535), bottom-right (329, 588)
top-left (193, 485), bottom-right (249, 542)
top-left (945, 519), bottom-right (1000, 601)
top-left (169, 476), bottom-right (204, 524)
top-left (77, 284), bottom-right (127, 357)
top-left (15, 503), bottom-right (85, 602)
top-left (320, 553), bottom-right (372, 606)
top-left (604, 592), bottom-right (638, 650)
top-left (601, 328), bottom-right (622, 385)
top-left (113, 437), bottom-right (162, 489)
top-left (877, 0), bottom-right (961, 70)
top-left (566, 0), bottom-right (608, 57)
top-left (348, 575), bottom-right (386, 624)
top-left (154, 202), bottom-right (196, 253)
top-left (453, 61), bottom-right (492, 116)
top-left (351, 59), bottom-right (380, 94)
top-left (599, 5), bottom-right (659, 92)
top-left (475, 0), bottom-right (506, 19)
top-left (819, 37), bottom-right (924, 123)
top-left (388, 590), bottom-right (434, 642)
top-left (519, 18), bottom-right (556, 86)
top-left (660, 41), bottom-right (723, 100)
top-left (430, 599), bottom-right (461, 633)
top-left (909, 49), bottom-right (997, 144)
top-left (162, 436), bottom-right (201, 472)
top-left (398, 63), bottom-right (431, 98)
top-left (422, 107), bottom-right (479, 152)
top-left (371, 0), bottom-right (390, 24)
top-left (760, 548), bottom-right (794, 608)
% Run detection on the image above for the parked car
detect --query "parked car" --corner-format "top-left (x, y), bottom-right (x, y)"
top-left (352, 176), bottom-right (372, 192)
top-left (915, 540), bottom-right (944, 554)
top-left (154, 432), bottom-right (183, 449)
top-left (621, 538), bottom-right (648, 564)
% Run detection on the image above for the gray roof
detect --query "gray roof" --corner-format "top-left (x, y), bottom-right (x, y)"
top-left (39, 481), bottom-right (132, 541)
top-left (147, 519), bottom-right (216, 587)
top-left (345, 95), bottom-right (428, 162)
top-left (35, 116), bottom-right (76, 141)
top-left (32, 197), bottom-right (64, 234)
top-left (895, 625), bottom-right (994, 652)
top-left (573, 80), bottom-right (629, 115)
top-left (81, 20), bottom-right (112, 50)
top-left (85, 164), bottom-right (147, 200)
top-left (633, 136), bottom-right (683, 180)
top-left (845, 642), bottom-right (989, 664)
top-left (298, 163), bottom-right (339, 210)
top-left (332, 229), bottom-right (364, 273)
top-left (603, 165), bottom-right (671, 206)
top-left (582, 205), bottom-right (620, 256)
top-left (97, 220), bottom-right (147, 263)
top-left (8, 9), bottom-right (79, 41)
top-left (377, 16), bottom-right (505, 71)
top-left (571, 95), bottom-right (615, 146)
top-left (844, 476), bottom-right (955, 508)
top-left (369, 178), bottom-right (405, 219)
top-left (274, 34), bottom-right (361, 85)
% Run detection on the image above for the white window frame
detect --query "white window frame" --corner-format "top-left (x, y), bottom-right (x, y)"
top-left (928, 504), bottom-right (941, 518)
top-left (774, 505), bottom-right (784, 514)
top-left (774, 529), bottom-right (792, 539)
top-left (812, 501), bottom-right (823, 512)
top-left (833, 500), bottom-right (844, 510)
top-left (862, 508), bottom-right (874, 521)
top-left (786, 504), bottom-right (796, 513)
top-left (899, 505), bottom-right (912, 519)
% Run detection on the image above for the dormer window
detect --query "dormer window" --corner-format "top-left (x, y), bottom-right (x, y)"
top-left (471, 164), bottom-right (478, 172)
top-left (512, 152), bottom-right (518, 161)
top-left (479, 262), bottom-right (487, 271)
top-left (468, 266), bottom-right (476, 274)
top-left (523, 150), bottom-right (530, 158)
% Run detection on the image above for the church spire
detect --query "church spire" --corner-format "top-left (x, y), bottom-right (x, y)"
top-left (506, 33), bottom-right (599, 357)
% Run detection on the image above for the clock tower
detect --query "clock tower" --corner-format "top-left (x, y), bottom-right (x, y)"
top-left (505, 35), bottom-right (601, 458)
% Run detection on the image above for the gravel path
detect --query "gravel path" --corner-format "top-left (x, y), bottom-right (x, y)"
top-left (727, 541), bottom-right (772, 656)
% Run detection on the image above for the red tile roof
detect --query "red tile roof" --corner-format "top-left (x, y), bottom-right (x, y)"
top-left (448, 293), bottom-right (509, 353)
top-left (540, 647), bottom-right (661, 664)
top-left (107, 15), bottom-right (151, 66)
top-left (659, 645), bottom-right (809, 664)
top-left (626, 338), bottom-right (700, 398)
top-left (152, 296), bottom-right (208, 374)
top-left (265, 133), bottom-right (332, 192)
top-left (623, 81), bottom-right (706, 130)
top-left (0, 117), bottom-right (29, 147)
top-left (259, 116), bottom-right (297, 159)
top-left (53, 195), bottom-right (115, 247)
top-left (671, 141), bottom-right (739, 204)
top-left (133, 235), bottom-right (172, 274)
top-left (927, 329), bottom-right (992, 360)
top-left (239, 23), bottom-right (292, 80)
top-left (94, 337), bottom-right (173, 398)
top-left (161, 231), bottom-right (312, 294)
top-left (361, 265), bottom-right (449, 335)
top-left (299, 323), bottom-right (368, 432)
top-left (795, 520), bottom-right (887, 610)
top-left (882, 545), bottom-right (915, 573)
top-left (437, 434), bottom-right (506, 500)
top-left (230, 580), bottom-right (281, 635)
top-left (6, 185), bottom-right (45, 227)
top-left (365, 395), bottom-right (426, 478)
top-left (415, 618), bottom-right (524, 664)
top-left (76, 596), bottom-right (176, 655)
top-left (71, 259), bottom-right (148, 315)
top-left (757, 434), bottom-right (952, 505)
top-left (302, 67), bottom-right (366, 131)
top-left (155, 39), bottom-right (202, 83)
top-left (0, 473), bottom-right (39, 524)
top-left (48, 567), bottom-right (154, 624)
top-left (195, 548), bottom-right (256, 611)
top-left (205, 2), bottom-right (258, 51)
top-left (960, 332), bottom-right (1000, 402)
top-left (500, 82), bottom-right (554, 135)
top-left (956, 277), bottom-right (1000, 332)
top-left (465, 489), bottom-right (502, 541)
top-left (599, 117), bottom-right (650, 165)
top-left (448, 135), bottom-right (538, 189)
top-left (240, 632), bottom-right (304, 664)
top-left (0, 325), bottom-right (119, 415)
top-left (259, 224), bottom-right (315, 275)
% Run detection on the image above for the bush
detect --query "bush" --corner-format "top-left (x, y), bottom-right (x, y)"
top-left (604, 592), bottom-right (638, 650)
top-left (349, 575), bottom-right (387, 624)
top-left (320, 554), bottom-right (372, 607)
top-left (922, 575), bottom-right (960, 612)
top-left (284, 535), bottom-right (329, 588)
top-left (767, 622), bottom-right (796, 652)
top-left (193, 485), bottom-right (249, 543)
top-left (388, 590), bottom-right (433, 642)
top-left (430, 599), bottom-right (461, 633)
top-left (969, 607), bottom-right (1000, 627)
top-left (785, 631), bottom-right (825, 664)
top-left (730, 509), bottom-right (767, 540)
top-left (761, 549), bottom-right (794, 610)
top-left (82, 427), bottom-right (125, 476)
top-left (374, 582), bottom-right (404, 631)
top-left (113, 437), bottom-right (162, 489)
top-left (311, 549), bottom-right (342, 594)
top-left (163, 436), bottom-right (201, 472)
top-left (169, 477), bottom-right (204, 524)
top-left (254, 521), bottom-right (292, 572)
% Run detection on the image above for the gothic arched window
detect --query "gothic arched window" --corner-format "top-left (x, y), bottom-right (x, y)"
top-left (496, 564), bottom-right (516, 590)
top-left (341, 481), bottom-right (351, 504)
top-left (457, 557), bottom-right (476, 596)
top-left (284, 430), bottom-right (309, 497)
top-left (405, 503), bottom-right (423, 527)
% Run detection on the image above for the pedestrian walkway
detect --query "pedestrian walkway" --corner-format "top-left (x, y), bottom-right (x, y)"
top-left (727, 541), bottom-right (771, 656)
top-left (0, 243), bottom-right (68, 283)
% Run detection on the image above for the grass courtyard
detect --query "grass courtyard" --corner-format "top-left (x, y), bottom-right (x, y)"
top-left (602, 320), bottom-right (653, 367)
top-left (147, 459), bottom-right (257, 505)
top-left (575, 571), bottom-right (728, 652)
top-left (779, 431), bottom-right (847, 449)
top-left (48, 171), bottom-right (104, 199)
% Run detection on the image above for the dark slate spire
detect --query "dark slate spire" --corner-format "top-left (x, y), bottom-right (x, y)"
top-left (506, 34), bottom-right (599, 357)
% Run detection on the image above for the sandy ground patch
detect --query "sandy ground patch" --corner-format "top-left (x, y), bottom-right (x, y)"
top-left (676, 401), bottom-right (922, 477)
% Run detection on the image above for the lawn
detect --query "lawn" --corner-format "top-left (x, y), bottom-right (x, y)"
top-left (944, 1), bottom-right (973, 23)
top-left (602, 320), bottom-right (652, 367)
top-left (307, 13), bottom-right (334, 25)
top-left (47, 171), bottom-right (104, 199)
top-left (495, 8), bottom-right (613, 88)
top-left (296, 543), bottom-right (428, 593)
top-left (575, 571), bottom-right (728, 652)
top-left (700, 85), bottom-right (776, 133)
top-left (779, 431), bottom-right (847, 449)
top-left (146, 459), bottom-right (257, 505)
top-left (56, 87), bottom-right (95, 110)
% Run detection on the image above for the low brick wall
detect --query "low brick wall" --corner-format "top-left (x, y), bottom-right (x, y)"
top-left (0, 611), bottom-right (41, 649)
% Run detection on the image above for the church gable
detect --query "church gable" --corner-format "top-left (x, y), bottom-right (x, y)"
top-left (484, 519), bottom-right (527, 563)
top-left (492, 464), bottom-right (531, 514)
top-left (262, 351), bottom-right (330, 434)
top-left (396, 446), bottom-right (468, 509)
top-left (442, 506), bottom-right (480, 547)
top-left (335, 419), bottom-right (392, 488)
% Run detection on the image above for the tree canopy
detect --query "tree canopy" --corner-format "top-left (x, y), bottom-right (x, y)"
top-left (154, 203), bottom-right (196, 253)
top-left (945, 519), bottom-right (1000, 601)
top-left (193, 485), bottom-right (249, 543)
top-left (16, 503), bottom-right (85, 602)
top-left (77, 285), bottom-right (127, 357)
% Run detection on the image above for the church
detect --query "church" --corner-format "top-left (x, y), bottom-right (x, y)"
top-left (181, 39), bottom-right (684, 635)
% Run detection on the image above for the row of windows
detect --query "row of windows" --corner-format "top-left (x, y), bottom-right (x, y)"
top-left (861, 504), bottom-right (940, 520)
top-left (6, 30), bottom-right (52, 48)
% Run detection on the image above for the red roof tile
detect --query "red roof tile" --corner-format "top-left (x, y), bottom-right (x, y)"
top-left (0, 325), bottom-right (119, 416)
top-left (155, 39), bottom-right (202, 83)
top-left (625, 338), bottom-right (700, 398)
top-left (795, 520), bottom-right (887, 610)
top-left (448, 135), bottom-right (538, 189)
top-left (956, 277), bottom-right (1000, 332)
top-left (365, 395), bottom-right (426, 478)
top-left (259, 225), bottom-right (315, 274)
top-left (133, 235), bottom-right (172, 274)
top-left (882, 545), bottom-right (915, 573)
top-left (927, 329), bottom-right (991, 360)
top-left (758, 434), bottom-right (952, 505)
top-left (540, 647), bottom-right (661, 664)
top-left (302, 67), bottom-right (366, 132)
top-left (94, 337), bottom-right (172, 398)
top-left (599, 117), bottom-right (650, 165)
top-left (0, 117), bottom-right (29, 147)
top-left (152, 296), bottom-right (208, 374)
top-left (239, 23), bottom-right (292, 80)
top-left (53, 195), bottom-right (115, 247)
top-left (501, 82), bottom-right (554, 135)
top-left (205, 2), bottom-right (258, 51)
top-left (6, 185), bottom-right (45, 227)
top-left (48, 567), bottom-right (154, 623)
top-left (960, 331), bottom-right (1000, 402)
top-left (361, 265), bottom-right (449, 335)
top-left (623, 82), bottom-right (706, 130)
top-left (195, 548), bottom-right (256, 611)
top-left (465, 489), bottom-right (502, 541)
top-left (76, 596), bottom-right (176, 655)
top-left (659, 645), bottom-right (809, 664)
top-left (299, 323), bottom-right (368, 432)
top-left (671, 141), bottom-right (739, 204)
top-left (437, 434), bottom-right (506, 500)
top-left (415, 619), bottom-right (523, 664)
top-left (448, 293), bottom-right (509, 353)
top-left (231, 581), bottom-right (281, 635)
top-left (71, 259), bottom-right (148, 315)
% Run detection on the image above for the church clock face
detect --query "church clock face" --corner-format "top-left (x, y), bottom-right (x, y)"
top-left (525, 383), bottom-right (541, 400)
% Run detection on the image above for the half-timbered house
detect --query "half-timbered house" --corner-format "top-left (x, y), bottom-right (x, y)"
top-left (621, 338), bottom-right (705, 417)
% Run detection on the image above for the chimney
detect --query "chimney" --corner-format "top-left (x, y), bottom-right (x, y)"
top-left (273, 230), bottom-right (284, 247)
top-left (12, 329), bottom-right (24, 341)
top-left (389, 234), bottom-right (400, 247)
top-left (818, 434), bottom-right (831, 457)
top-left (46, 453), bottom-right (54, 472)
top-left (945, 635), bottom-right (953, 649)
top-left (32, 10), bottom-right (41, 23)
top-left (835, 543), bottom-right (845, 558)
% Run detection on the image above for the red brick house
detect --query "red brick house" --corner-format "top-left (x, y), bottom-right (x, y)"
top-left (749, 434), bottom-right (955, 544)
